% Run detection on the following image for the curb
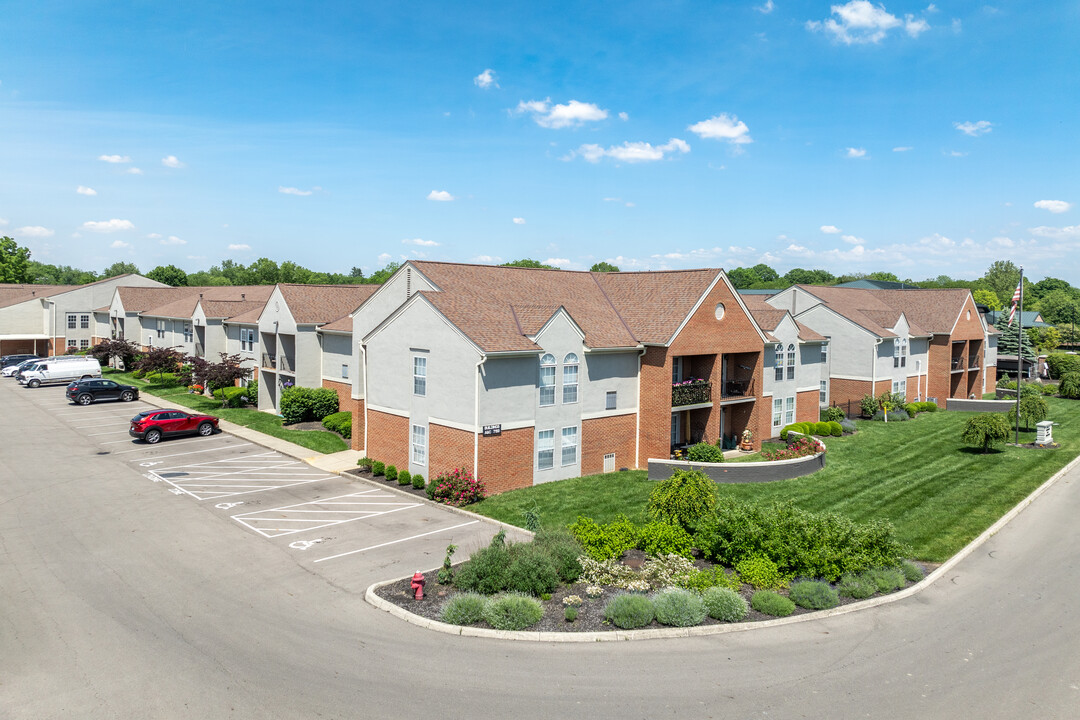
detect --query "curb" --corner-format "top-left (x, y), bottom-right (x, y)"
top-left (363, 451), bottom-right (1080, 642)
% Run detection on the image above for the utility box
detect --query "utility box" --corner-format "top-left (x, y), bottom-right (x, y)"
top-left (1036, 420), bottom-right (1054, 446)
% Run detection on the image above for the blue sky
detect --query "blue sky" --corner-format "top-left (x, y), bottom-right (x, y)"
top-left (2, 1), bottom-right (1077, 282)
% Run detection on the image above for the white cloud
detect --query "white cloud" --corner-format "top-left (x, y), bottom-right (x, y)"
top-left (841, 234), bottom-right (864, 245)
top-left (161, 155), bottom-right (184, 168)
top-left (954, 120), bottom-right (992, 136)
top-left (757, 0), bottom-right (774, 13)
top-left (377, 252), bottom-right (393, 264)
top-left (126, 167), bottom-right (144, 175)
top-left (991, 236), bottom-right (1014, 248)
top-left (807, 1), bottom-right (929, 44)
top-left (427, 190), bottom-right (455, 202)
top-left (820, 225), bottom-right (841, 234)
top-left (543, 257), bottom-right (571, 268)
top-left (228, 243), bottom-right (252, 251)
top-left (161, 235), bottom-right (186, 245)
top-left (786, 243), bottom-right (811, 255)
top-left (603, 197), bottom-right (635, 207)
top-left (904, 14), bottom-right (930, 37)
top-left (186, 255), bottom-right (206, 261)
top-left (892, 146), bottom-right (914, 152)
top-left (951, 18), bottom-right (962, 33)
top-left (82, 219), bottom-right (134, 232)
top-left (0, 218), bottom-right (8, 226)
top-left (76, 185), bottom-right (97, 196)
top-left (1034, 200), bottom-right (1072, 214)
top-left (846, 147), bottom-right (867, 158)
top-left (512, 217), bottom-right (526, 224)
top-left (473, 69), bottom-right (498, 89)
top-left (279, 186), bottom-right (320, 196)
top-left (146, 233), bottom-right (162, 239)
top-left (687, 113), bottom-right (753, 146)
top-left (1029, 225), bottom-right (1080, 240)
top-left (98, 154), bottom-right (130, 163)
top-left (109, 240), bottom-right (131, 249)
top-left (402, 238), bottom-right (439, 247)
top-left (515, 98), bottom-right (609, 129)
top-left (946, 150), bottom-right (968, 157)
top-left (14, 225), bottom-right (54, 238)
top-left (618, 111), bottom-right (629, 121)
top-left (574, 138), bottom-right (690, 163)
top-left (472, 255), bottom-right (501, 264)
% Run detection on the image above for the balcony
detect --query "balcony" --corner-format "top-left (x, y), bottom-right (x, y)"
top-left (194, 343), bottom-right (204, 357)
top-left (673, 380), bottom-right (711, 407)
top-left (951, 356), bottom-right (965, 372)
top-left (968, 354), bottom-right (981, 369)
top-left (262, 353), bottom-right (276, 369)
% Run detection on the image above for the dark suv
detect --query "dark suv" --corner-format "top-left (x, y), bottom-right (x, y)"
top-left (1, 354), bottom-right (40, 369)
top-left (66, 378), bottom-right (140, 405)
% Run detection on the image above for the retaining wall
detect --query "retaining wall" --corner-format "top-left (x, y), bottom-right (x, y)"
top-left (947, 399), bottom-right (1015, 412)
top-left (647, 450), bottom-right (825, 483)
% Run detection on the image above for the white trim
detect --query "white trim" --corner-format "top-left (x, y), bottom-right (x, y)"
top-left (367, 403), bottom-right (410, 418)
top-left (830, 373), bottom-right (875, 381)
top-left (321, 375), bottom-right (351, 385)
top-left (581, 407), bottom-right (637, 421)
top-left (531, 306), bottom-right (586, 344)
top-left (363, 291), bottom-right (484, 358)
top-left (671, 401), bottom-right (712, 412)
top-left (795, 385), bottom-right (819, 393)
top-left (429, 416), bottom-right (475, 433)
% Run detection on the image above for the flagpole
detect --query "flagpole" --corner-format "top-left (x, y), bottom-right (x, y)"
top-left (1014, 266), bottom-right (1023, 446)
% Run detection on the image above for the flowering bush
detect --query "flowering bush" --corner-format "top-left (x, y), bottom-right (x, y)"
top-left (671, 377), bottom-right (707, 387)
top-left (426, 468), bottom-right (485, 507)
top-left (562, 595), bottom-right (583, 607)
top-left (585, 585), bottom-right (603, 598)
top-left (760, 436), bottom-right (824, 461)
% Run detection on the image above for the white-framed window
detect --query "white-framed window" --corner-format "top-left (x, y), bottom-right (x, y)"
top-left (156, 319), bottom-right (165, 339)
top-left (241, 328), bottom-right (257, 351)
top-left (671, 414), bottom-right (680, 446)
top-left (892, 379), bottom-right (900, 393)
top-left (80, 314), bottom-right (90, 329)
top-left (413, 356), bottom-right (427, 396)
top-left (341, 364), bottom-right (349, 379)
top-left (67, 338), bottom-right (78, 349)
top-left (67, 314), bottom-right (77, 330)
top-left (820, 380), bottom-right (827, 404)
top-left (821, 343), bottom-right (828, 363)
top-left (786, 344), bottom-right (796, 380)
top-left (901, 338), bottom-right (908, 367)
top-left (604, 453), bottom-right (616, 473)
top-left (538, 429), bottom-right (554, 469)
top-left (561, 426), bottom-right (578, 466)
top-left (411, 424), bottom-right (427, 465)
top-left (562, 353), bottom-right (579, 404)
top-left (893, 339), bottom-right (900, 367)
top-left (183, 323), bottom-right (193, 343)
top-left (773, 397), bottom-right (783, 428)
top-left (539, 353), bottom-right (556, 406)
top-left (672, 357), bottom-right (683, 383)
top-left (900, 378), bottom-right (907, 396)
top-left (784, 396), bottom-right (795, 425)
top-left (606, 391), bottom-right (617, 410)
top-left (774, 344), bottom-right (784, 381)
top-left (80, 339), bottom-right (89, 349)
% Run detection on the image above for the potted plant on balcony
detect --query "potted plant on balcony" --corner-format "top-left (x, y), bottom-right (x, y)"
top-left (740, 428), bottom-right (754, 451)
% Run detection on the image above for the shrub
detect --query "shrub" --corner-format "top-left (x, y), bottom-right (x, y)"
top-left (214, 386), bottom-right (248, 408)
top-left (646, 469), bottom-right (718, 533)
top-left (867, 567), bottom-right (906, 593)
top-left (636, 521), bottom-right (695, 559)
top-left (1042, 383), bottom-right (1059, 396)
top-left (859, 394), bottom-right (879, 417)
top-left (398, 470), bottom-right (412, 486)
top-left (371, 461), bottom-right (385, 477)
top-left (702, 587), bottom-right (749, 622)
top-left (603, 593), bottom-right (655, 629)
top-left (900, 559), bottom-right (925, 583)
top-left (920, 401), bottom-right (938, 412)
top-left (385, 465), bottom-right (398, 482)
top-left (131, 368), bottom-right (146, 379)
top-left (1046, 353), bottom-right (1080, 379)
top-left (640, 554), bottom-right (698, 590)
top-left (426, 468), bottom-right (485, 507)
top-left (735, 556), bottom-right (788, 590)
top-left (279, 386), bottom-right (340, 424)
top-left (871, 409), bottom-right (910, 422)
top-left (878, 391), bottom-right (906, 409)
top-left (651, 588), bottom-right (707, 627)
top-left (504, 542), bottom-right (560, 596)
top-left (685, 442), bottom-right (724, 463)
top-left (823, 406), bottom-right (845, 423)
top-left (750, 590), bottom-right (795, 617)
top-left (1060, 372), bottom-right (1080, 400)
top-left (682, 566), bottom-right (742, 593)
top-left (532, 529), bottom-right (584, 583)
top-left (578, 557), bottom-right (647, 591)
top-left (569, 516), bottom-right (639, 561)
top-left (839, 418), bottom-right (857, 434)
top-left (961, 413), bottom-right (1010, 452)
top-left (903, 403), bottom-right (918, 417)
top-left (812, 422), bottom-right (831, 436)
top-left (411, 473), bottom-right (425, 490)
top-left (761, 436), bottom-right (823, 461)
top-left (482, 593), bottom-right (543, 631)
top-left (453, 531), bottom-right (511, 594)
top-left (1008, 394), bottom-right (1049, 430)
top-left (564, 606), bottom-right (578, 622)
top-left (243, 379), bottom-right (259, 403)
top-left (836, 572), bottom-right (876, 599)
top-left (827, 421), bottom-right (843, 437)
top-left (357, 456), bottom-right (374, 469)
top-left (788, 580), bottom-right (839, 610)
top-left (321, 411), bottom-right (352, 438)
top-left (441, 592), bottom-right (486, 625)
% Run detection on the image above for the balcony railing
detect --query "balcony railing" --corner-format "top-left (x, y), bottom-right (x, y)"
top-left (951, 356), bottom-right (964, 370)
top-left (262, 353), bottom-right (276, 369)
top-left (672, 380), bottom-right (711, 407)
top-left (194, 343), bottom-right (204, 357)
top-left (722, 378), bottom-right (753, 398)
top-left (969, 354), bottom-right (981, 369)
top-left (278, 354), bottom-right (294, 372)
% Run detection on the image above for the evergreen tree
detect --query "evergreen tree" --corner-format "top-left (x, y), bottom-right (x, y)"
top-left (997, 317), bottom-right (1036, 361)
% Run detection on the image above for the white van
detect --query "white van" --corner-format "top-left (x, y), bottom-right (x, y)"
top-left (19, 357), bottom-right (102, 388)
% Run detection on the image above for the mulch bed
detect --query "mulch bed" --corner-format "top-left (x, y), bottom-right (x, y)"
top-left (347, 467), bottom-right (431, 498)
top-left (373, 551), bottom-right (932, 633)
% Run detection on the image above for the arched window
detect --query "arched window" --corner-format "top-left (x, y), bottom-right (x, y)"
top-left (539, 354), bottom-right (556, 407)
top-left (562, 353), bottom-right (579, 404)
top-left (786, 344), bottom-right (796, 380)
top-left (901, 338), bottom-right (908, 367)
top-left (774, 344), bottom-right (784, 381)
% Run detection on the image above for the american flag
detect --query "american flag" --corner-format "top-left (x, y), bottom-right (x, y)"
top-left (1007, 280), bottom-right (1022, 325)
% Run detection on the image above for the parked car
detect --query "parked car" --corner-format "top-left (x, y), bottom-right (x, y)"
top-left (129, 409), bottom-right (220, 444)
top-left (66, 378), bottom-right (140, 405)
top-left (1, 354), bottom-right (40, 369)
top-left (19, 357), bottom-right (102, 388)
top-left (2, 358), bottom-right (44, 377)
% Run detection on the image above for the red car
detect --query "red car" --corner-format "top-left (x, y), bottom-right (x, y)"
top-left (129, 409), bottom-right (220, 444)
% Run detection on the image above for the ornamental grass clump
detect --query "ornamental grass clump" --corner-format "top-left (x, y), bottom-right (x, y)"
top-left (900, 559), bottom-right (925, 583)
top-left (426, 467), bottom-right (485, 507)
top-left (651, 587), bottom-right (707, 627)
top-left (836, 572), bottom-right (876, 599)
top-left (441, 592), bottom-right (486, 625)
top-left (453, 531), bottom-right (511, 594)
top-left (702, 587), bottom-right (749, 622)
top-left (532, 529), bottom-right (584, 584)
top-left (750, 590), bottom-right (795, 617)
top-left (603, 593), bottom-right (655, 629)
top-left (866, 567), bottom-right (906, 594)
top-left (788, 580), bottom-right (839, 610)
top-left (481, 593), bottom-right (544, 631)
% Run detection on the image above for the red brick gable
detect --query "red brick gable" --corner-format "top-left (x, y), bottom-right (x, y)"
top-left (950, 294), bottom-right (985, 341)
top-left (669, 275), bottom-right (764, 356)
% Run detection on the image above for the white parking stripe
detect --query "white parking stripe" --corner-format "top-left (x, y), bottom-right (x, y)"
top-left (314, 520), bottom-right (480, 562)
top-left (122, 442), bottom-right (251, 460)
top-left (87, 430), bottom-right (131, 436)
top-left (232, 491), bottom-right (421, 538)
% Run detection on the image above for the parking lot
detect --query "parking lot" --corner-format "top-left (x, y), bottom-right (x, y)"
top-left (8, 379), bottom-right (519, 589)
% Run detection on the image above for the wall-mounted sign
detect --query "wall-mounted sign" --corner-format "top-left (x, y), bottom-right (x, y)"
top-left (482, 424), bottom-right (501, 437)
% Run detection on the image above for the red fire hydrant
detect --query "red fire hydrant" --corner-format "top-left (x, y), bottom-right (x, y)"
top-left (410, 571), bottom-right (426, 600)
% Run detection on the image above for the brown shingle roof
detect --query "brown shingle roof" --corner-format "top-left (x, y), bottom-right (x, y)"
top-left (319, 313), bottom-right (354, 333)
top-left (741, 294), bottom-right (825, 341)
top-left (0, 284), bottom-right (69, 309)
top-left (144, 286), bottom-right (274, 319)
top-left (866, 288), bottom-right (975, 334)
top-left (278, 284), bottom-right (378, 325)
top-left (791, 285), bottom-right (930, 337)
top-left (593, 269), bottom-right (720, 344)
top-left (199, 297), bottom-right (272, 320)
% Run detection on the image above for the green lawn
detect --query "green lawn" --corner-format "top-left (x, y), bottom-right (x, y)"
top-left (470, 400), bottom-right (1080, 562)
top-left (104, 369), bottom-right (348, 454)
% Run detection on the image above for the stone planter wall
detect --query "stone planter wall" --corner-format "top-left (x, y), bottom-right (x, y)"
top-left (647, 448), bottom-right (825, 484)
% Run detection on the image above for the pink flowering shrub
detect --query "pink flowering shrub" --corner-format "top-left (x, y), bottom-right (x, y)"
top-left (425, 468), bottom-right (486, 507)
top-left (760, 436), bottom-right (824, 462)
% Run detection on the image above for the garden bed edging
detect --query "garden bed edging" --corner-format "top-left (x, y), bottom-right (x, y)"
top-left (647, 446), bottom-right (826, 483)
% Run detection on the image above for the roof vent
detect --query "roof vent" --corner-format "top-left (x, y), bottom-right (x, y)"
top-left (241, 293), bottom-right (245, 300)
top-left (406, 268), bottom-right (412, 297)
top-left (199, 293), bottom-right (204, 299)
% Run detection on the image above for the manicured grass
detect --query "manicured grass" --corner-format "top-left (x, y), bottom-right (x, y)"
top-left (470, 399), bottom-right (1080, 562)
top-left (104, 369), bottom-right (347, 454)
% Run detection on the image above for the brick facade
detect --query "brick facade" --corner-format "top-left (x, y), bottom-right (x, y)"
top-left (581, 413), bottom-right (637, 476)
top-left (322, 379), bottom-right (364, 450)
top-left (478, 427), bottom-right (534, 495)
top-left (429, 422), bottom-right (474, 483)
top-left (366, 409), bottom-right (409, 470)
top-left (796, 389), bottom-right (819, 425)
top-left (828, 377), bottom-right (872, 414)
top-left (925, 295), bottom-right (987, 409)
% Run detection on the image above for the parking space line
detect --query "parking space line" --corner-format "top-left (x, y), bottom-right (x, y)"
top-left (122, 441), bottom-right (251, 460)
top-left (87, 430), bottom-right (131, 436)
top-left (232, 491), bottom-right (421, 538)
top-left (313, 520), bottom-right (480, 563)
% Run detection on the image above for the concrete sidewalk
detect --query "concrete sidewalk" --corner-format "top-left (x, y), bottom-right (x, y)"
top-left (138, 389), bottom-right (363, 474)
